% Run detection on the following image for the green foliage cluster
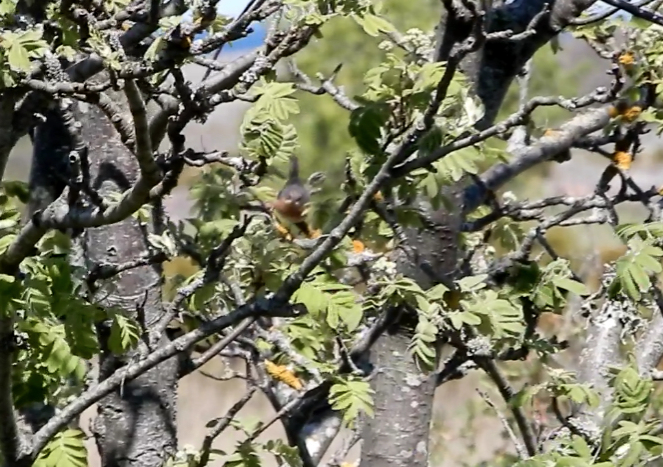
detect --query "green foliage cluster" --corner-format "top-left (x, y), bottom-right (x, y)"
top-left (510, 360), bottom-right (663, 467)
top-left (288, 5), bottom-right (589, 187)
top-left (4, 0), bottom-right (663, 465)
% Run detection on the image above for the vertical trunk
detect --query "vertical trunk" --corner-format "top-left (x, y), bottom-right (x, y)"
top-left (75, 91), bottom-right (179, 467)
top-left (29, 85), bottom-right (179, 467)
top-left (359, 0), bottom-right (590, 460)
top-left (360, 194), bottom-right (463, 467)
top-left (360, 333), bottom-right (437, 467)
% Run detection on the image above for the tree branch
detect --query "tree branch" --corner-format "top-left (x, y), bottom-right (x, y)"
top-left (0, 317), bottom-right (28, 465)
top-left (26, 298), bottom-right (301, 463)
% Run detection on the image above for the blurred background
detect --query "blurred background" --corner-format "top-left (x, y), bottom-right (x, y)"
top-left (8, 0), bottom-right (663, 465)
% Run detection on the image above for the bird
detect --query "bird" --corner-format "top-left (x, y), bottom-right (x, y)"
top-left (271, 155), bottom-right (313, 238)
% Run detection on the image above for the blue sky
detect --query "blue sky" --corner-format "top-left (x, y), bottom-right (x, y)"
top-left (184, 0), bottom-right (267, 51)
top-left (188, 0), bottom-right (628, 52)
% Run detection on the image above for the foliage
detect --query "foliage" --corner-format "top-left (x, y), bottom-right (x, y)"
top-left (3, 1), bottom-right (663, 467)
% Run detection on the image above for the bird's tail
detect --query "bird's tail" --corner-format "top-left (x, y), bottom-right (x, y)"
top-left (288, 155), bottom-right (300, 181)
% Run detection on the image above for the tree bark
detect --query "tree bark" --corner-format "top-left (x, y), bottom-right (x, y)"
top-left (78, 91), bottom-right (179, 467)
top-left (29, 86), bottom-right (179, 467)
top-left (360, 332), bottom-right (436, 467)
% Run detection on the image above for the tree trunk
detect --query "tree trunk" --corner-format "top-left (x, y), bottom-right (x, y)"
top-left (78, 91), bottom-right (179, 467)
top-left (360, 194), bottom-right (462, 467)
top-left (30, 87), bottom-right (179, 467)
top-left (360, 332), bottom-right (436, 467)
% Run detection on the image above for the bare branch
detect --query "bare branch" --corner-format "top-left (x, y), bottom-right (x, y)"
top-left (199, 385), bottom-right (258, 467)
top-left (596, 0), bottom-right (663, 26)
top-left (124, 79), bottom-right (159, 182)
top-left (185, 317), bottom-right (258, 375)
top-left (479, 358), bottom-right (538, 457)
top-left (289, 62), bottom-right (359, 111)
top-left (393, 89), bottom-right (612, 179)
top-left (478, 389), bottom-right (528, 459)
top-left (636, 286), bottom-right (663, 374)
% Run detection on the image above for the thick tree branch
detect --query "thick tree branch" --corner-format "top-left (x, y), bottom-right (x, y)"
top-left (636, 287), bottom-right (663, 374)
top-left (463, 105), bottom-right (614, 213)
top-left (574, 298), bottom-right (624, 433)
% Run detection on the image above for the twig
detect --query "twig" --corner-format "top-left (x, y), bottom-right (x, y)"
top-left (289, 61), bottom-right (359, 111)
top-left (198, 385), bottom-right (258, 467)
top-left (477, 388), bottom-right (528, 459)
top-left (479, 358), bottom-right (538, 457)
top-left (87, 252), bottom-right (168, 284)
top-left (572, 0), bottom-right (654, 25)
top-left (245, 391), bottom-right (309, 443)
top-left (152, 218), bottom-right (252, 339)
top-left (186, 317), bottom-right (258, 374)
top-left (600, 0), bottom-right (663, 26)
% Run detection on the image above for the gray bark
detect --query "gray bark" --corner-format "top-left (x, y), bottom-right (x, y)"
top-left (360, 332), bottom-right (436, 467)
top-left (78, 90), bottom-right (179, 467)
top-left (29, 84), bottom-right (179, 467)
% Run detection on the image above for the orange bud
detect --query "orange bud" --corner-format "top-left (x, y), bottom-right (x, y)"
top-left (618, 51), bottom-right (635, 68)
top-left (264, 360), bottom-right (303, 390)
top-left (612, 151), bottom-right (632, 171)
top-left (352, 239), bottom-right (366, 253)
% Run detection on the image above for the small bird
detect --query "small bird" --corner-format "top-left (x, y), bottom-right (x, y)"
top-left (271, 155), bottom-right (312, 237)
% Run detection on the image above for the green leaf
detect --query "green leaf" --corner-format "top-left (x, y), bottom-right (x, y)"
top-left (264, 439), bottom-right (303, 467)
top-left (329, 379), bottom-right (375, 425)
top-left (35, 429), bottom-right (88, 467)
top-left (21, 319), bottom-right (86, 380)
top-left (2, 28), bottom-right (48, 73)
top-left (326, 302), bottom-right (340, 329)
top-left (457, 274), bottom-right (487, 292)
top-left (242, 120), bottom-right (299, 160)
top-left (615, 238), bottom-right (663, 301)
top-left (249, 82), bottom-right (300, 121)
top-left (0, 0), bottom-right (17, 16)
top-left (336, 299), bottom-right (363, 332)
top-left (144, 36), bottom-right (165, 62)
top-left (353, 13), bottom-right (396, 37)
top-left (7, 42), bottom-right (30, 72)
top-left (426, 283), bottom-right (450, 301)
top-left (292, 282), bottom-right (329, 317)
top-left (348, 103), bottom-right (389, 155)
top-left (0, 273), bottom-right (14, 283)
top-left (556, 457), bottom-right (590, 467)
top-left (108, 314), bottom-right (140, 354)
top-left (433, 146), bottom-right (482, 182)
top-left (413, 63), bottom-right (446, 93)
top-left (465, 290), bottom-right (524, 338)
top-left (571, 435), bottom-right (592, 459)
top-left (616, 221), bottom-right (663, 240)
top-left (553, 277), bottom-right (588, 296)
